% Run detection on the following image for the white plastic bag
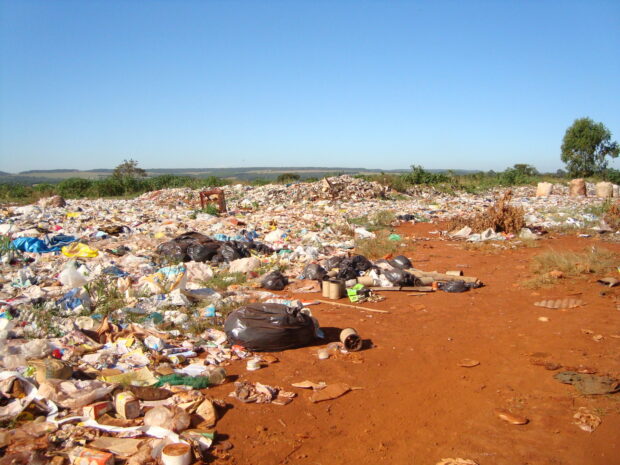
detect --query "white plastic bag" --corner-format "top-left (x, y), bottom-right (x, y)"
top-left (59, 260), bottom-right (89, 287)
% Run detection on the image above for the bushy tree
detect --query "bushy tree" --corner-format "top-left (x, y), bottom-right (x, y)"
top-left (512, 164), bottom-right (538, 176)
top-left (113, 159), bottom-right (147, 179)
top-left (561, 118), bottom-right (619, 177)
top-left (499, 164), bottom-right (537, 185)
top-left (402, 165), bottom-right (449, 184)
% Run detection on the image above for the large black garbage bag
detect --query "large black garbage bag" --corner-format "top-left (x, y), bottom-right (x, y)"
top-left (224, 303), bottom-right (316, 351)
top-left (187, 242), bottom-right (220, 262)
top-left (219, 243), bottom-right (243, 262)
top-left (228, 241), bottom-right (252, 258)
top-left (438, 280), bottom-right (470, 293)
top-left (336, 255), bottom-right (373, 280)
top-left (156, 241), bottom-right (186, 262)
top-left (158, 232), bottom-right (274, 264)
top-left (299, 264), bottom-right (326, 281)
top-left (348, 255), bottom-right (373, 272)
top-left (336, 266), bottom-right (358, 280)
top-left (261, 271), bottom-right (288, 290)
top-left (389, 255), bottom-right (412, 270)
top-left (382, 268), bottom-right (416, 286)
top-left (157, 232), bottom-right (214, 262)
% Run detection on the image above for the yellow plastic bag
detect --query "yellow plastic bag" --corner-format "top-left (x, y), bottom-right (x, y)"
top-left (100, 367), bottom-right (158, 386)
top-left (62, 243), bottom-right (99, 258)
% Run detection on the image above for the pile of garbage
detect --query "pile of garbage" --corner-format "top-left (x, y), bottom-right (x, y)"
top-left (140, 175), bottom-right (389, 209)
top-left (0, 175), bottom-right (617, 462)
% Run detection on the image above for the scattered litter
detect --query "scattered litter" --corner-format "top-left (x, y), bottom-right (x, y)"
top-left (597, 277), bottom-right (619, 287)
top-left (309, 383), bottom-right (356, 403)
top-left (457, 359), bottom-right (480, 368)
top-left (495, 408), bottom-right (529, 425)
top-left (229, 381), bottom-right (296, 405)
top-left (573, 407), bottom-right (602, 432)
top-left (436, 459), bottom-right (479, 465)
top-left (534, 299), bottom-right (584, 309)
top-left (291, 380), bottom-right (327, 390)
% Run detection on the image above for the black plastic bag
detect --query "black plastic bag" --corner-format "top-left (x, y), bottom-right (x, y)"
top-left (438, 280), bottom-right (469, 293)
top-left (249, 242), bottom-right (274, 255)
top-left (218, 243), bottom-right (242, 262)
top-left (228, 241), bottom-right (252, 258)
top-left (382, 268), bottom-right (415, 286)
top-left (224, 303), bottom-right (316, 351)
top-left (348, 255), bottom-right (373, 272)
top-left (323, 256), bottom-right (344, 271)
top-left (389, 255), bottom-right (412, 270)
top-left (187, 242), bottom-right (219, 262)
top-left (156, 241), bottom-right (187, 262)
top-left (299, 264), bottom-right (326, 281)
top-left (336, 255), bottom-right (373, 280)
top-left (261, 271), bottom-right (288, 290)
top-left (336, 266), bottom-right (358, 280)
top-left (157, 232), bottom-right (214, 262)
top-left (158, 232), bottom-right (273, 264)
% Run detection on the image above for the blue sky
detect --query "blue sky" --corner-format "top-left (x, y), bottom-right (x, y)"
top-left (1, 0), bottom-right (619, 173)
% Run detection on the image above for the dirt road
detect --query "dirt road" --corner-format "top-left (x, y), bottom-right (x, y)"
top-left (206, 224), bottom-right (620, 465)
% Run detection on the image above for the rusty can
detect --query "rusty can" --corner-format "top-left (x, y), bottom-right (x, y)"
top-left (340, 328), bottom-right (362, 351)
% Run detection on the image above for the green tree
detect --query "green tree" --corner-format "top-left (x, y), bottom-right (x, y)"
top-left (110, 159), bottom-right (147, 195)
top-left (113, 159), bottom-right (147, 179)
top-left (561, 118), bottom-right (619, 177)
top-left (512, 164), bottom-right (539, 176)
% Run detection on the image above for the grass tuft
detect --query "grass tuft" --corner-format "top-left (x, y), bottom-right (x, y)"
top-left (522, 247), bottom-right (618, 288)
top-left (349, 210), bottom-right (396, 231)
top-left (202, 271), bottom-right (247, 291)
top-left (354, 230), bottom-right (404, 259)
top-left (84, 275), bottom-right (127, 316)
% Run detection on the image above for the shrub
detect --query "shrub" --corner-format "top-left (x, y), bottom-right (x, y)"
top-left (401, 165), bottom-right (450, 185)
top-left (0, 183), bottom-right (32, 200)
top-left (446, 191), bottom-right (525, 234)
top-left (32, 183), bottom-right (56, 196)
top-left (276, 173), bottom-right (301, 183)
top-left (57, 178), bottom-right (93, 197)
top-left (89, 177), bottom-right (125, 197)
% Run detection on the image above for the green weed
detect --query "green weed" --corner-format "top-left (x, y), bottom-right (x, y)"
top-left (202, 272), bottom-right (247, 291)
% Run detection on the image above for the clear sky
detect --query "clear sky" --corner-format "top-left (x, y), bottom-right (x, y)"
top-left (1, 0), bottom-right (619, 173)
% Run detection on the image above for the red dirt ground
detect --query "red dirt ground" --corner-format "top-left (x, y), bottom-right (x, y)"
top-left (205, 223), bottom-right (620, 465)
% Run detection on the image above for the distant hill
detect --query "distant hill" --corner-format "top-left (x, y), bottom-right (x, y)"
top-left (0, 167), bottom-right (481, 185)
top-left (19, 169), bottom-right (80, 174)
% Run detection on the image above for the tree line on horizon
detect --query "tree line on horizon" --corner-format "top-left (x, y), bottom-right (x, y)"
top-left (1, 117), bottom-right (618, 203)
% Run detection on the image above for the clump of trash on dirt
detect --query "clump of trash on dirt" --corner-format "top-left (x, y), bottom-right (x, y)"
top-left (446, 191), bottom-right (526, 236)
